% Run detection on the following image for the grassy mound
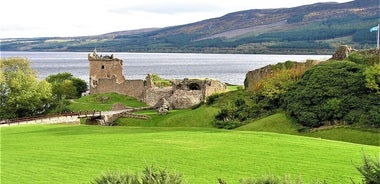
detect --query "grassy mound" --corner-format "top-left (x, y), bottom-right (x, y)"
top-left (1, 125), bottom-right (378, 184)
top-left (67, 93), bottom-right (147, 111)
top-left (116, 106), bottom-right (218, 127)
top-left (237, 113), bottom-right (380, 146)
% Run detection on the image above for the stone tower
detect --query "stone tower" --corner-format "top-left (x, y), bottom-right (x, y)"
top-left (88, 49), bottom-right (126, 92)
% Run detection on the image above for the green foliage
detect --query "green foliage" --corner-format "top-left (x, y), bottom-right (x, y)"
top-left (0, 57), bottom-right (52, 119)
top-left (46, 72), bottom-right (87, 100)
top-left (151, 74), bottom-right (172, 88)
top-left (141, 166), bottom-right (184, 184)
top-left (284, 61), bottom-right (380, 128)
top-left (210, 89), bottom-right (283, 129)
top-left (364, 64), bottom-right (380, 95)
top-left (92, 171), bottom-right (138, 184)
top-left (92, 166), bottom-right (184, 184)
top-left (354, 153), bottom-right (380, 184)
top-left (239, 175), bottom-right (305, 184)
top-left (347, 52), bottom-right (380, 66)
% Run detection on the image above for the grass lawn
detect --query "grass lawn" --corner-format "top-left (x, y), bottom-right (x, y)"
top-left (237, 113), bottom-right (380, 146)
top-left (67, 93), bottom-right (146, 111)
top-left (1, 124), bottom-right (379, 184)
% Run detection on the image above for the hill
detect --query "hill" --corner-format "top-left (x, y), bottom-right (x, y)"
top-left (1, 0), bottom-right (379, 54)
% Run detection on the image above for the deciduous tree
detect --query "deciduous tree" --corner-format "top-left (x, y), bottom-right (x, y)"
top-left (0, 58), bottom-right (52, 119)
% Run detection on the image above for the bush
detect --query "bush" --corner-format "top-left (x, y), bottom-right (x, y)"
top-left (206, 93), bottom-right (221, 105)
top-left (239, 175), bottom-right (304, 184)
top-left (91, 166), bottom-right (185, 184)
top-left (284, 61), bottom-right (380, 128)
top-left (218, 175), bottom-right (326, 184)
top-left (91, 171), bottom-right (138, 184)
top-left (354, 153), bottom-right (380, 184)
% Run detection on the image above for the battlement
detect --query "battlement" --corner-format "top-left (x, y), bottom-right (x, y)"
top-left (88, 49), bottom-right (122, 62)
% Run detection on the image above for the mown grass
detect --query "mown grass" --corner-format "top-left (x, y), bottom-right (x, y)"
top-left (1, 125), bottom-right (378, 184)
top-left (237, 113), bottom-right (380, 146)
top-left (67, 93), bottom-right (146, 111)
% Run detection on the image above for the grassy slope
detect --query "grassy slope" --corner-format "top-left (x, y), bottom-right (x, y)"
top-left (237, 113), bottom-right (380, 146)
top-left (116, 106), bottom-right (218, 127)
top-left (67, 93), bottom-right (146, 111)
top-left (1, 125), bottom-right (378, 184)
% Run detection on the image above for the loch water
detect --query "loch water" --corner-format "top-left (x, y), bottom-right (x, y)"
top-left (1, 52), bottom-right (330, 85)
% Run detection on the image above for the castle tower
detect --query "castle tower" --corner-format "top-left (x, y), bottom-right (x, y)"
top-left (88, 49), bottom-right (126, 93)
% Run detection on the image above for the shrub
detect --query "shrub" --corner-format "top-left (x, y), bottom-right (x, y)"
top-left (219, 175), bottom-right (326, 184)
top-left (284, 61), bottom-right (380, 128)
top-left (353, 153), bottom-right (380, 184)
top-left (141, 166), bottom-right (184, 184)
top-left (239, 175), bottom-right (304, 184)
top-left (91, 171), bottom-right (138, 184)
top-left (91, 166), bottom-right (185, 184)
top-left (206, 93), bottom-right (221, 105)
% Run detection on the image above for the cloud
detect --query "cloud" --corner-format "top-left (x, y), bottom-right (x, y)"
top-left (110, 2), bottom-right (223, 15)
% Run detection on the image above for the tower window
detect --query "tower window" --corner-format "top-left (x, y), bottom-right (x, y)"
top-left (101, 65), bottom-right (105, 69)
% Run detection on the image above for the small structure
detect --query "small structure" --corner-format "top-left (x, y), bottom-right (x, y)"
top-left (88, 50), bottom-right (227, 109)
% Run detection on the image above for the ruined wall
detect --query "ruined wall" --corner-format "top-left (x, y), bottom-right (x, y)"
top-left (170, 78), bottom-right (227, 108)
top-left (143, 87), bottom-right (173, 107)
top-left (244, 60), bottom-right (319, 91)
top-left (170, 90), bottom-right (203, 109)
top-left (89, 51), bottom-right (227, 109)
top-left (90, 77), bottom-right (146, 100)
top-left (204, 79), bottom-right (228, 97)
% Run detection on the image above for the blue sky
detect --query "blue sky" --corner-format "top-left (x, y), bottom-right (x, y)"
top-left (0, 0), bottom-right (352, 38)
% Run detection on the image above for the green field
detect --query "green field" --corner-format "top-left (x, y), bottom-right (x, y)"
top-left (1, 124), bottom-right (379, 184)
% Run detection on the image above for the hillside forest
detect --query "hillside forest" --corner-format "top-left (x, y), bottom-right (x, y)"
top-left (1, 0), bottom-right (379, 54)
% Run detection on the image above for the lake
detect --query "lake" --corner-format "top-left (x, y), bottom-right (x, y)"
top-left (0, 52), bottom-right (330, 85)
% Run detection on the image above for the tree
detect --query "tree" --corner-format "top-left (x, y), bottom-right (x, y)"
top-left (0, 58), bottom-right (52, 119)
top-left (46, 72), bottom-right (87, 100)
top-left (364, 64), bottom-right (380, 95)
top-left (354, 153), bottom-right (380, 184)
top-left (284, 61), bottom-right (379, 127)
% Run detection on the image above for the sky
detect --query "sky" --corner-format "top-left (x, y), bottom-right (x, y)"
top-left (1, 0), bottom-right (353, 39)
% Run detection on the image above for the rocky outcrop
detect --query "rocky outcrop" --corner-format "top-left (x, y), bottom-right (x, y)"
top-left (330, 45), bottom-right (355, 60)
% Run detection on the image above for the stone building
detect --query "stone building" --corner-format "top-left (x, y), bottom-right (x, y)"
top-left (88, 50), bottom-right (227, 109)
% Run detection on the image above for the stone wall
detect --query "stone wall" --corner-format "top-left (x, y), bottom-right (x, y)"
top-left (244, 60), bottom-right (319, 91)
top-left (143, 87), bottom-right (173, 107)
top-left (90, 77), bottom-right (146, 100)
top-left (89, 51), bottom-right (227, 109)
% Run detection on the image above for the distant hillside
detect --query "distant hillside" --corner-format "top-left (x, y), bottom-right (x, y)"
top-left (1, 0), bottom-right (379, 54)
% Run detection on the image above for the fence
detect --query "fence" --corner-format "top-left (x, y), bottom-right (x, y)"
top-left (0, 111), bottom-right (100, 126)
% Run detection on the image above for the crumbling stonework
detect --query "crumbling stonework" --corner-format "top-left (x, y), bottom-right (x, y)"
top-left (154, 98), bottom-right (170, 115)
top-left (244, 60), bottom-right (319, 91)
top-left (89, 50), bottom-right (227, 109)
top-left (330, 45), bottom-right (355, 60)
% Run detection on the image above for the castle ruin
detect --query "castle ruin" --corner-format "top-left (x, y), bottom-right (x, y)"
top-left (88, 50), bottom-right (227, 109)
